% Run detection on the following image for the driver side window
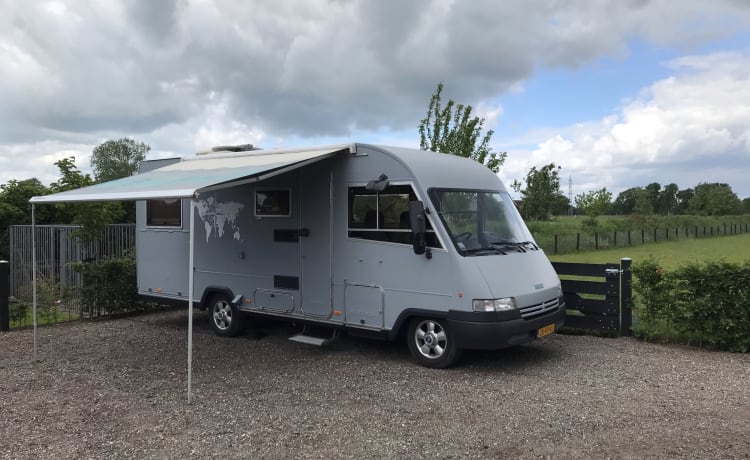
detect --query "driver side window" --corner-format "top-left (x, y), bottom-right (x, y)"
top-left (347, 185), bottom-right (441, 248)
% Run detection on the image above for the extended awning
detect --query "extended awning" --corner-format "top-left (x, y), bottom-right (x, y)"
top-left (27, 142), bottom-right (353, 404)
top-left (30, 144), bottom-right (352, 203)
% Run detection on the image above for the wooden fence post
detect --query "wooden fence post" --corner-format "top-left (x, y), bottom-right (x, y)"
top-left (620, 257), bottom-right (632, 337)
top-left (0, 260), bottom-right (8, 332)
top-left (554, 234), bottom-right (558, 255)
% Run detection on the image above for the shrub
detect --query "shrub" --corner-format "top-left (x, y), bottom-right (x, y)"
top-left (633, 258), bottom-right (750, 352)
top-left (68, 251), bottom-right (140, 317)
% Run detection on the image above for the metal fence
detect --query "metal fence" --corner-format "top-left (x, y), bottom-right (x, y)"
top-left (9, 224), bottom-right (136, 322)
top-left (536, 222), bottom-right (750, 255)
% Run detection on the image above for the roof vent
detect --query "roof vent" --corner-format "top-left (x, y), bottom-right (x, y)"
top-left (196, 144), bottom-right (261, 155)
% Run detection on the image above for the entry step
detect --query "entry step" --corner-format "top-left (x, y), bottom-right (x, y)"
top-left (289, 327), bottom-right (339, 347)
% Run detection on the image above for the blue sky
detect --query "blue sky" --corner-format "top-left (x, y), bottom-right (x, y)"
top-left (2, 0), bottom-right (750, 200)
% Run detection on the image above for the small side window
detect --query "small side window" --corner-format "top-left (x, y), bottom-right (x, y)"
top-left (147, 199), bottom-right (181, 227)
top-left (255, 189), bottom-right (291, 217)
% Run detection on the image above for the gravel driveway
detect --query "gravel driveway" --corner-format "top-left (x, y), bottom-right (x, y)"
top-left (1, 309), bottom-right (748, 459)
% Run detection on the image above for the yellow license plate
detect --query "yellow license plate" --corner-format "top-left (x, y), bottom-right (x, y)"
top-left (537, 323), bottom-right (555, 338)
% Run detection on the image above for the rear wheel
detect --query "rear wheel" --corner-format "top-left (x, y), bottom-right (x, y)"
top-left (209, 293), bottom-right (245, 337)
top-left (407, 317), bottom-right (461, 368)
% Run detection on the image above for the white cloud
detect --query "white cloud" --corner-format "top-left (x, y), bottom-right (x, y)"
top-left (2, 0), bottom-right (750, 199)
top-left (505, 49), bottom-right (750, 199)
top-left (0, 141), bottom-right (94, 187)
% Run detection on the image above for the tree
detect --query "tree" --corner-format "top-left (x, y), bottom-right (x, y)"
top-left (418, 83), bottom-right (506, 172)
top-left (657, 183), bottom-right (679, 215)
top-left (50, 157), bottom-right (126, 241)
top-left (644, 182), bottom-right (661, 214)
top-left (511, 163), bottom-right (568, 220)
top-left (743, 197), bottom-right (750, 214)
top-left (689, 183), bottom-right (742, 215)
top-left (675, 188), bottom-right (694, 214)
top-left (633, 188), bottom-right (654, 215)
top-left (0, 178), bottom-right (53, 260)
top-left (91, 138), bottom-right (150, 182)
top-left (612, 187), bottom-right (640, 215)
top-left (575, 187), bottom-right (612, 224)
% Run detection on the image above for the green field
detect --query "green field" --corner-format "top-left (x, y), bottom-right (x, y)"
top-left (547, 232), bottom-right (750, 270)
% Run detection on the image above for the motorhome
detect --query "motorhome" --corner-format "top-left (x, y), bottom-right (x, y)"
top-left (135, 143), bottom-right (565, 368)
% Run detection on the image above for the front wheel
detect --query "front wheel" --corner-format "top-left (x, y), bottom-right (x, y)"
top-left (407, 318), bottom-right (461, 368)
top-left (208, 294), bottom-right (245, 337)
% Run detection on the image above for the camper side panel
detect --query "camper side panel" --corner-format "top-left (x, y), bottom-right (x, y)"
top-left (329, 146), bottom-right (459, 331)
top-left (136, 199), bottom-right (190, 300)
top-left (191, 176), bottom-right (305, 312)
top-left (136, 158), bottom-right (190, 301)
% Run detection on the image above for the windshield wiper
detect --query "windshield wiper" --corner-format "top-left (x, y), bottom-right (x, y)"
top-left (462, 247), bottom-right (505, 256)
top-left (487, 240), bottom-right (539, 252)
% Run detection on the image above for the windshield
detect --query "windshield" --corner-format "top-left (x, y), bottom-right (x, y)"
top-left (429, 189), bottom-right (536, 256)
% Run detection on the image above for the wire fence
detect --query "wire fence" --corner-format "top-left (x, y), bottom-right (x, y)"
top-left (535, 222), bottom-right (750, 255)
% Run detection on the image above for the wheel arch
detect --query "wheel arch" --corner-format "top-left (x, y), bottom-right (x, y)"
top-left (390, 308), bottom-right (449, 342)
top-left (199, 286), bottom-right (235, 310)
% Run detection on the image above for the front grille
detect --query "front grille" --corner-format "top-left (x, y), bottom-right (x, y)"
top-left (519, 297), bottom-right (559, 319)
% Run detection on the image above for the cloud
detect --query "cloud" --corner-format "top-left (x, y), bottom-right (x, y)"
top-left (504, 49), bottom-right (750, 198)
top-left (0, 141), bottom-right (94, 187)
top-left (3, 0), bottom-right (749, 140)
top-left (2, 0), bottom-right (750, 195)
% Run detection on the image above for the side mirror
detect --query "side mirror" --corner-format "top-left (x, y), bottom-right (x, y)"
top-left (409, 201), bottom-right (427, 256)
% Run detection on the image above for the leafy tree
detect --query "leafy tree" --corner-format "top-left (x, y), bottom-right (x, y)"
top-left (575, 187), bottom-right (612, 223)
top-left (418, 83), bottom-right (506, 172)
top-left (511, 163), bottom-right (568, 220)
top-left (689, 183), bottom-right (742, 215)
top-left (90, 138), bottom-right (149, 222)
top-left (644, 182), bottom-right (661, 213)
top-left (633, 188), bottom-right (654, 215)
top-left (657, 183), bottom-right (679, 215)
top-left (0, 178), bottom-right (53, 260)
top-left (675, 188), bottom-right (694, 214)
top-left (612, 187), bottom-right (640, 215)
top-left (50, 157), bottom-right (126, 242)
top-left (91, 138), bottom-right (149, 182)
top-left (743, 197), bottom-right (750, 214)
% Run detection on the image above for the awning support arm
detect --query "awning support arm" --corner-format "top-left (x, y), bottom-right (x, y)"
top-left (32, 203), bottom-right (38, 359)
top-left (187, 199), bottom-right (196, 404)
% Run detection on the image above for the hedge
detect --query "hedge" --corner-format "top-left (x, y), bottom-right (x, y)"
top-left (633, 258), bottom-right (750, 352)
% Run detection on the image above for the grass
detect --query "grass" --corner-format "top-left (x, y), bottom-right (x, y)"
top-left (547, 232), bottom-right (750, 270)
top-left (8, 302), bottom-right (81, 329)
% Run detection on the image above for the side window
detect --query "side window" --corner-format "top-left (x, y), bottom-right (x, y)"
top-left (147, 199), bottom-right (182, 227)
top-left (348, 185), bottom-right (441, 248)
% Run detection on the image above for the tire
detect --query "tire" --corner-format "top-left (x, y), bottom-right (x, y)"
top-left (208, 293), bottom-right (245, 337)
top-left (406, 317), bottom-right (461, 369)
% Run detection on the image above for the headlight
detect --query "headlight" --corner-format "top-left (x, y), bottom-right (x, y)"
top-left (472, 297), bottom-right (516, 312)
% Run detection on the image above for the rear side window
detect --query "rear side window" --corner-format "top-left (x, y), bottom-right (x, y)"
top-left (348, 185), bottom-right (441, 247)
top-left (147, 199), bottom-right (181, 227)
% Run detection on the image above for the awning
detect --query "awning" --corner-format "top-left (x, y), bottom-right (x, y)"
top-left (30, 144), bottom-right (352, 203)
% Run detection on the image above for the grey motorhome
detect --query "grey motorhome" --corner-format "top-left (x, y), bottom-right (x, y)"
top-left (136, 143), bottom-right (564, 368)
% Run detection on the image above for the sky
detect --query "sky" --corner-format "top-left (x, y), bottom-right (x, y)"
top-left (2, 0), bottom-right (750, 201)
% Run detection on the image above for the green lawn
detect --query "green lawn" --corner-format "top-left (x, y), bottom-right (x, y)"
top-left (547, 232), bottom-right (750, 270)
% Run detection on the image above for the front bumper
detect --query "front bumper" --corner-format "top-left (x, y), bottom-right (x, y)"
top-left (447, 305), bottom-right (566, 350)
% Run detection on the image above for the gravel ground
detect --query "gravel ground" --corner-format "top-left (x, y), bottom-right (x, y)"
top-left (0, 309), bottom-right (748, 459)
